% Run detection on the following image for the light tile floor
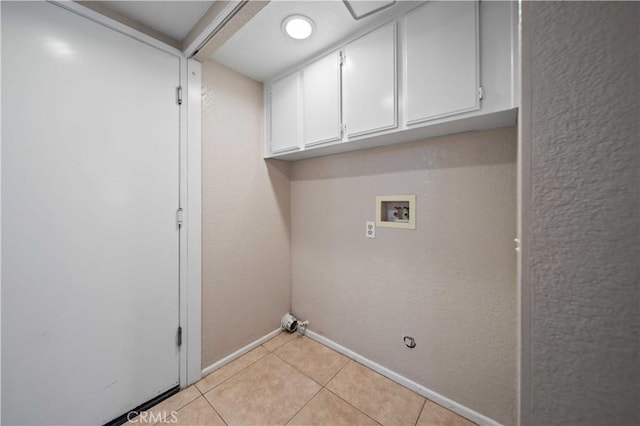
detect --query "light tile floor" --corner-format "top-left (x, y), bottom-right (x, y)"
top-left (128, 332), bottom-right (475, 426)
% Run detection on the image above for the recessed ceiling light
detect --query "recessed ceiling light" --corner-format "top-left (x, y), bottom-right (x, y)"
top-left (282, 15), bottom-right (314, 40)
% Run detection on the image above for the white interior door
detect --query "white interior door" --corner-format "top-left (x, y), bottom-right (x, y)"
top-left (2, 2), bottom-right (181, 424)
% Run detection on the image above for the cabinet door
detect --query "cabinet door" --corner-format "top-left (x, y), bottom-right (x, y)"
top-left (405, 1), bottom-right (479, 125)
top-left (343, 22), bottom-right (397, 138)
top-left (303, 51), bottom-right (341, 146)
top-left (270, 72), bottom-right (300, 153)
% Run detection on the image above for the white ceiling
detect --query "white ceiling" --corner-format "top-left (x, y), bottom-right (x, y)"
top-left (87, 0), bottom-right (422, 82)
top-left (211, 0), bottom-right (421, 82)
top-left (96, 1), bottom-right (214, 42)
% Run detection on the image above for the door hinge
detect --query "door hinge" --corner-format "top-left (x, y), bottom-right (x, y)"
top-left (177, 326), bottom-right (182, 347)
top-left (176, 86), bottom-right (183, 105)
top-left (339, 51), bottom-right (345, 66)
top-left (176, 208), bottom-right (184, 228)
top-left (478, 86), bottom-right (484, 101)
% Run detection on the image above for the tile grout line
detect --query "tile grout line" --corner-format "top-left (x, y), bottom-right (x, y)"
top-left (275, 337), bottom-right (362, 425)
top-left (201, 393), bottom-right (229, 426)
top-left (194, 384), bottom-right (204, 396)
top-left (275, 343), bottom-right (385, 426)
top-left (262, 332), bottom-right (299, 353)
top-left (320, 358), bottom-right (381, 426)
top-left (248, 334), bottom-right (317, 425)
top-left (197, 344), bottom-right (270, 394)
top-left (272, 335), bottom-right (350, 387)
top-left (323, 356), bottom-right (352, 386)
top-left (153, 332), bottom-right (469, 426)
top-left (415, 398), bottom-right (427, 426)
top-left (146, 334), bottom-right (296, 426)
top-left (272, 351), bottom-right (327, 388)
top-left (198, 332), bottom-right (297, 394)
top-left (269, 336), bottom-right (322, 380)
top-left (334, 360), bottom-right (427, 425)
top-left (324, 357), bottom-right (352, 388)
top-left (196, 336), bottom-right (296, 425)
top-left (282, 385), bottom-right (323, 425)
top-left (166, 393), bottom-right (226, 426)
top-left (324, 357), bottom-right (422, 426)
top-left (310, 333), bottom-right (480, 426)
top-left (336, 357), bottom-right (428, 406)
top-left (323, 385), bottom-right (382, 426)
top-left (195, 345), bottom-right (276, 426)
top-left (196, 334), bottom-right (433, 426)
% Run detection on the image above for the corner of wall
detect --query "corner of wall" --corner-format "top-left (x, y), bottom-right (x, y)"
top-left (200, 60), bottom-right (292, 368)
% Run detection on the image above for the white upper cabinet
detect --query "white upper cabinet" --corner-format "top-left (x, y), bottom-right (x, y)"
top-left (343, 22), bottom-right (397, 138)
top-left (269, 71), bottom-right (300, 153)
top-left (404, 1), bottom-right (479, 125)
top-left (265, 1), bottom-right (518, 160)
top-left (302, 51), bottom-right (342, 146)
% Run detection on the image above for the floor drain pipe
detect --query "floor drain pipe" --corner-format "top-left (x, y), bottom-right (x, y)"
top-left (281, 313), bottom-right (309, 333)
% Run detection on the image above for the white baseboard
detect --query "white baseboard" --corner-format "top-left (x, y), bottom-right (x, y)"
top-left (305, 330), bottom-right (502, 426)
top-left (201, 328), bottom-right (281, 377)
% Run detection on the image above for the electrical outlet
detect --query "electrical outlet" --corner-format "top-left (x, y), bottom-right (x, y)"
top-left (366, 221), bottom-right (376, 238)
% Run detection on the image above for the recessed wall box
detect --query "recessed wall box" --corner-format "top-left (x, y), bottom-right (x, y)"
top-left (375, 195), bottom-right (416, 229)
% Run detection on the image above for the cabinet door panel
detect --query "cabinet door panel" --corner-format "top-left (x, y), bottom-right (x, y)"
top-left (270, 72), bottom-right (300, 153)
top-left (344, 22), bottom-right (397, 138)
top-left (405, 1), bottom-right (479, 124)
top-left (303, 51), bottom-right (341, 146)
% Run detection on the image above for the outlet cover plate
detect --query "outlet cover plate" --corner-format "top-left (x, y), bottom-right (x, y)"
top-left (366, 221), bottom-right (376, 238)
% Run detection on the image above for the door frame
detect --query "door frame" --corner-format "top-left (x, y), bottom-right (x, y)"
top-left (49, 0), bottom-right (203, 388)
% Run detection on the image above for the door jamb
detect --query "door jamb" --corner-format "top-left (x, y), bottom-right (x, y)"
top-left (182, 59), bottom-right (202, 387)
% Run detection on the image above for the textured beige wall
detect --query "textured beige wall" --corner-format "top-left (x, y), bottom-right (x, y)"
top-left (520, 2), bottom-right (639, 425)
top-left (290, 128), bottom-right (517, 425)
top-left (201, 60), bottom-right (291, 367)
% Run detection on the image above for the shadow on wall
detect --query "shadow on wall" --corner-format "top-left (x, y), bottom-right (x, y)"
top-left (290, 127), bottom-right (517, 181)
top-left (266, 159), bottom-right (292, 242)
